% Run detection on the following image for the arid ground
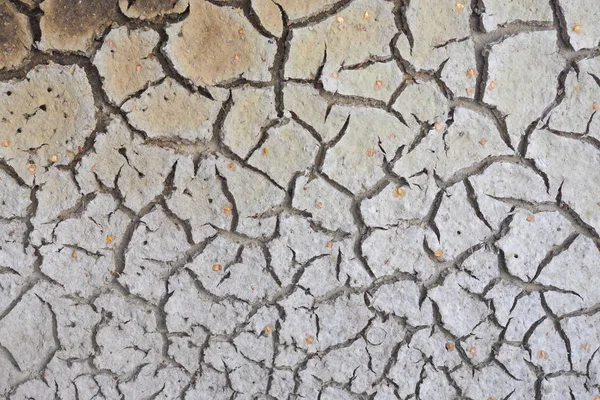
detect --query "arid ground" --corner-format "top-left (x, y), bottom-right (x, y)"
top-left (1, 0), bottom-right (600, 398)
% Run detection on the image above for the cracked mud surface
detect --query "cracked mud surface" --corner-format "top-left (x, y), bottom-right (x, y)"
top-left (1, 0), bottom-right (600, 398)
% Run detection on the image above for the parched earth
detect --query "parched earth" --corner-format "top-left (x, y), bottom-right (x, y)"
top-left (1, 0), bottom-right (600, 398)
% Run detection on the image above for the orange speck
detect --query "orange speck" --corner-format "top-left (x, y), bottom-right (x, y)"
top-left (71, 250), bottom-right (77, 259)
top-left (454, 2), bottom-right (465, 12)
top-left (374, 80), bottom-right (384, 90)
top-left (106, 235), bottom-right (114, 245)
top-left (434, 121), bottom-right (445, 131)
top-left (366, 148), bottom-right (377, 157)
top-left (336, 15), bottom-right (345, 24)
top-left (479, 138), bottom-right (488, 146)
top-left (326, 241), bottom-right (333, 248)
top-left (446, 342), bottom-right (455, 351)
top-left (227, 162), bottom-right (236, 169)
top-left (91, 165), bottom-right (97, 172)
top-left (50, 154), bottom-right (58, 163)
top-left (262, 147), bottom-right (269, 156)
top-left (1, 140), bottom-right (9, 147)
top-left (593, 102), bottom-right (599, 111)
top-left (332, 71), bottom-right (339, 79)
top-left (594, 396), bottom-right (600, 400)
top-left (212, 264), bottom-right (222, 272)
top-left (526, 214), bottom-right (534, 222)
top-left (434, 249), bottom-right (443, 258)
top-left (572, 24), bottom-right (582, 33)
top-left (316, 201), bottom-right (323, 209)
top-left (264, 324), bottom-right (273, 335)
top-left (106, 39), bottom-right (115, 47)
top-left (135, 65), bottom-right (142, 71)
top-left (465, 88), bottom-right (474, 96)
top-left (466, 68), bottom-right (477, 79)
top-left (85, 273), bottom-right (89, 277)
top-left (28, 164), bottom-right (36, 175)
top-left (363, 10), bottom-right (370, 19)
top-left (238, 28), bottom-right (244, 35)
top-left (305, 335), bottom-right (314, 344)
top-left (392, 187), bottom-right (406, 198)
top-left (223, 206), bottom-right (232, 215)
top-left (488, 80), bottom-right (496, 91)
top-left (469, 346), bottom-right (477, 355)
top-left (582, 343), bottom-right (591, 351)
top-left (536, 350), bottom-right (549, 360)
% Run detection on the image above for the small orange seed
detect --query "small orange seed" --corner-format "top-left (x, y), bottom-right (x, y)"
top-left (582, 343), bottom-right (591, 351)
top-left (393, 187), bottom-right (406, 198)
top-left (536, 350), bottom-right (549, 360)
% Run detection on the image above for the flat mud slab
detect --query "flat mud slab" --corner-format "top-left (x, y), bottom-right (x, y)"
top-left (1, 0), bottom-right (600, 398)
